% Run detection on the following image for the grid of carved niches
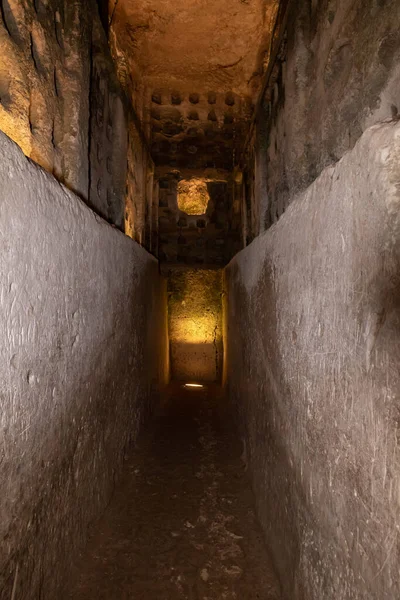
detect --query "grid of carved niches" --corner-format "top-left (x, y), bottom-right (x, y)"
top-left (149, 89), bottom-right (253, 170)
top-left (157, 176), bottom-right (241, 265)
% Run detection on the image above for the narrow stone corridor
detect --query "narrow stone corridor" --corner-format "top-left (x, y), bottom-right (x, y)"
top-left (66, 384), bottom-right (281, 600)
top-left (2, 1), bottom-right (400, 598)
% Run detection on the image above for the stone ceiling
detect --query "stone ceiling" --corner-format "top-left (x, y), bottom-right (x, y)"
top-left (109, 0), bottom-right (279, 170)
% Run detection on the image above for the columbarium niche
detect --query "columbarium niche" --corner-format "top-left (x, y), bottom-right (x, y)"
top-left (177, 178), bottom-right (210, 216)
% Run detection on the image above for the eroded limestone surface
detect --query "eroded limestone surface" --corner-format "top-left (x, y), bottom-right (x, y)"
top-left (0, 0), bottom-right (156, 244)
top-left (240, 0), bottom-right (400, 238)
top-left (225, 121), bottom-right (400, 600)
top-left (0, 0), bottom-right (90, 196)
top-left (111, 0), bottom-right (278, 96)
top-left (0, 132), bottom-right (169, 599)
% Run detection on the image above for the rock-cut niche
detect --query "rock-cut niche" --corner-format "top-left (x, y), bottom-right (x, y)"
top-left (177, 179), bottom-right (210, 216)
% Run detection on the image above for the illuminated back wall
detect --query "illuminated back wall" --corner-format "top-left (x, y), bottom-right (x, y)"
top-left (168, 268), bottom-right (223, 383)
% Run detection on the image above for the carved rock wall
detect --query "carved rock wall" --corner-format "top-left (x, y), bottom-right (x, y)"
top-left (0, 132), bottom-right (169, 599)
top-left (241, 0), bottom-right (400, 241)
top-left (0, 0), bottom-right (154, 241)
top-left (225, 121), bottom-right (400, 600)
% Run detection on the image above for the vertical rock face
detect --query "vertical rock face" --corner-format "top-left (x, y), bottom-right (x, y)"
top-left (168, 269), bottom-right (223, 383)
top-left (0, 0), bottom-right (155, 242)
top-left (88, 8), bottom-right (155, 245)
top-left (0, 133), bottom-right (169, 599)
top-left (125, 117), bottom-right (154, 247)
top-left (240, 0), bottom-right (400, 240)
top-left (0, 0), bottom-right (90, 196)
top-left (88, 16), bottom-right (128, 230)
top-left (224, 122), bottom-right (400, 600)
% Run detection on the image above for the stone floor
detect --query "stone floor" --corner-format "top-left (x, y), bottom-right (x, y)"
top-left (66, 383), bottom-right (281, 600)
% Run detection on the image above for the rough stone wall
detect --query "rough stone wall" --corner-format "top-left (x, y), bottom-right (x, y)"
top-left (158, 172), bottom-right (241, 266)
top-left (0, 133), bottom-right (169, 599)
top-left (0, 0), bottom-right (90, 197)
top-left (168, 268), bottom-right (223, 383)
top-left (224, 121), bottom-right (400, 599)
top-left (88, 5), bottom-right (155, 243)
top-left (89, 12), bottom-right (156, 243)
top-left (243, 0), bottom-right (400, 235)
top-left (88, 16), bottom-right (128, 230)
top-left (0, 0), bottom-right (154, 240)
top-left (125, 118), bottom-right (154, 247)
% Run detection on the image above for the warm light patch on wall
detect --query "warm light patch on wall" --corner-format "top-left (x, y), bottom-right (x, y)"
top-left (0, 47), bottom-right (32, 159)
top-left (177, 178), bottom-right (210, 215)
top-left (168, 269), bottom-right (223, 383)
top-left (173, 315), bottom-right (218, 345)
top-left (184, 383), bottom-right (204, 389)
top-left (124, 195), bottom-right (135, 239)
top-left (0, 108), bottom-right (32, 158)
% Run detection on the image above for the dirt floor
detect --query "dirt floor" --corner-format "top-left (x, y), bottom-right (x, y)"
top-left (66, 383), bottom-right (281, 599)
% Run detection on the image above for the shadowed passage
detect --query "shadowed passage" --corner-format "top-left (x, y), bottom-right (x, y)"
top-left (67, 384), bottom-right (281, 599)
